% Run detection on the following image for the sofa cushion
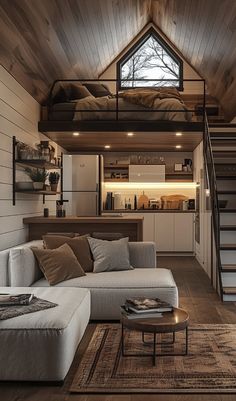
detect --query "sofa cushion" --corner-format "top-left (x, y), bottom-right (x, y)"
top-left (88, 237), bottom-right (133, 273)
top-left (31, 243), bottom-right (86, 286)
top-left (32, 268), bottom-right (178, 319)
top-left (9, 241), bottom-right (44, 287)
top-left (0, 286), bottom-right (90, 381)
top-left (33, 268), bottom-right (176, 289)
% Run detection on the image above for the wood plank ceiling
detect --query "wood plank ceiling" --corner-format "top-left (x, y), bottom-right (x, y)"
top-left (0, 0), bottom-right (151, 102)
top-left (152, 0), bottom-right (236, 120)
top-left (0, 0), bottom-right (236, 119)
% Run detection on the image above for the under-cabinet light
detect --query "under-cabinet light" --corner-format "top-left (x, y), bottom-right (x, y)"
top-left (104, 182), bottom-right (199, 190)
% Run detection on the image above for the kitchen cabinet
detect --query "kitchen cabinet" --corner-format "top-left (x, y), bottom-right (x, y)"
top-left (155, 213), bottom-right (175, 251)
top-left (129, 165), bottom-right (165, 182)
top-left (125, 212), bottom-right (194, 252)
top-left (174, 213), bottom-right (194, 251)
top-left (136, 213), bottom-right (155, 242)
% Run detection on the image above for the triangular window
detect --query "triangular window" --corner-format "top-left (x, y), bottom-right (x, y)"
top-left (117, 28), bottom-right (183, 90)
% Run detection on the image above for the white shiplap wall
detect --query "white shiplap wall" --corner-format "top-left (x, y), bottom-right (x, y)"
top-left (0, 66), bottom-right (62, 250)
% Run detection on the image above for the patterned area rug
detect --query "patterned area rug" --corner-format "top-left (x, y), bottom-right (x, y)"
top-left (70, 324), bottom-right (236, 393)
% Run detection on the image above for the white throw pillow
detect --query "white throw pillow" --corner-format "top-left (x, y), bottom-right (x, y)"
top-left (87, 237), bottom-right (133, 273)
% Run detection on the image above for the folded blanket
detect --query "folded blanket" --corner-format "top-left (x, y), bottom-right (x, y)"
top-left (119, 88), bottom-right (182, 108)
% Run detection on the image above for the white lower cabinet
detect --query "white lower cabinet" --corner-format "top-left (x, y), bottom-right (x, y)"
top-left (174, 213), bottom-right (194, 252)
top-left (127, 212), bottom-right (194, 252)
top-left (137, 213), bottom-right (155, 242)
top-left (154, 213), bottom-right (175, 251)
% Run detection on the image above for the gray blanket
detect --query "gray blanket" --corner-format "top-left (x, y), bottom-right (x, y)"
top-left (0, 297), bottom-right (58, 320)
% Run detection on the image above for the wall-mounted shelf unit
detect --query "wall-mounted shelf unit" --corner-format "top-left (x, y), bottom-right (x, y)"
top-left (166, 172), bottom-right (193, 182)
top-left (12, 136), bottom-right (62, 205)
top-left (104, 164), bottom-right (129, 182)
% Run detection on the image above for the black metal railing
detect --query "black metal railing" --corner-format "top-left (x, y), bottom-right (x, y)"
top-left (46, 78), bottom-right (206, 122)
top-left (203, 111), bottom-right (223, 299)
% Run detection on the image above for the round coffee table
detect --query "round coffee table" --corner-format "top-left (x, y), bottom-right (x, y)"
top-left (121, 307), bottom-right (189, 366)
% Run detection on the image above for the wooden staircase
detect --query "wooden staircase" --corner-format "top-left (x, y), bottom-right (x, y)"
top-left (209, 123), bottom-right (236, 300)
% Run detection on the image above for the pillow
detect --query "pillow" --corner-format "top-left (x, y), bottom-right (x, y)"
top-left (82, 83), bottom-right (112, 97)
top-left (159, 87), bottom-right (181, 99)
top-left (31, 243), bottom-right (86, 286)
top-left (51, 82), bottom-right (92, 103)
top-left (43, 234), bottom-right (93, 272)
top-left (87, 237), bottom-right (133, 273)
top-left (70, 84), bottom-right (91, 100)
top-left (46, 232), bottom-right (76, 237)
top-left (92, 232), bottom-right (124, 241)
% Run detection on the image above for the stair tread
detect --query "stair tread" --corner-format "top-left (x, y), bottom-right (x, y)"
top-left (220, 225), bottom-right (236, 230)
top-left (222, 264), bottom-right (236, 271)
top-left (223, 287), bottom-right (236, 294)
top-left (217, 190), bottom-right (236, 194)
top-left (220, 209), bottom-right (236, 212)
top-left (220, 244), bottom-right (236, 249)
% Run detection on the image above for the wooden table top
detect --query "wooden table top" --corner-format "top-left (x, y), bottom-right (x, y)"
top-left (23, 215), bottom-right (144, 224)
top-left (121, 308), bottom-right (189, 333)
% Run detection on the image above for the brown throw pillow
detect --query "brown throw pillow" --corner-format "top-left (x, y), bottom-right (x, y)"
top-left (43, 235), bottom-right (93, 272)
top-left (31, 243), bottom-right (86, 286)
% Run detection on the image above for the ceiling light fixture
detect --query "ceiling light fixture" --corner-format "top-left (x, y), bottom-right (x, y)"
top-left (176, 145), bottom-right (182, 149)
top-left (104, 145), bottom-right (111, 149)
top-left (73, 132), bottom-right (80, 136)
top-left (127, 132), bottom-right (134, 137)
top-left (176, 132), bottom-right (182, 136)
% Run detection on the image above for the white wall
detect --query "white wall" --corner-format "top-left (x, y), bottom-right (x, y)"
top-left (0, 66), bottom-right (63, 250)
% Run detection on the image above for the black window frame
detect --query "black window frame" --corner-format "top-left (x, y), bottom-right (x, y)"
top-left (117, 27), bottom-right (183, 91)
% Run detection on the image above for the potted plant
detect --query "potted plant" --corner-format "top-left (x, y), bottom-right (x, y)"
top-left (25, 168), bottom-right (48, 190)
top-left (49, 171), bottom-right (60, 192)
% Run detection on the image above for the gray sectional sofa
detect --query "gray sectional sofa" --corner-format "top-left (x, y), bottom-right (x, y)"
top-left (0, 240), bottom-right (178, 381)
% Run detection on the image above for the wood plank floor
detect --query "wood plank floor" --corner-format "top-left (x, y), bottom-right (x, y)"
top-left (1, 256), bottom-right (236, 400)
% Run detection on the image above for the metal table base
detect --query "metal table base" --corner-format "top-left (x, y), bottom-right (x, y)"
top-left (121, 324), bottom-right (188, 366)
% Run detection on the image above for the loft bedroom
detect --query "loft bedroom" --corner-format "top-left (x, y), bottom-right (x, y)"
top-left (37, 26), bottom-right (222, 152)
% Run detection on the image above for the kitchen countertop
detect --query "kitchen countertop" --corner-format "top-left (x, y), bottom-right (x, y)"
top-left (23, 215), bottom-right (144, 223)
top-left (23, 215), bottom-right (144, 242)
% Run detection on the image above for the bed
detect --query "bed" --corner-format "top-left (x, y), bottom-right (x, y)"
top-left (47, 81), bottom-right (193, 122)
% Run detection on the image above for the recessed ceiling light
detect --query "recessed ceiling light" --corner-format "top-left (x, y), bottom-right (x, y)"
top-left (176, 132), bottom-right (182, 136)
top-left (127, 132), bottom-right (134, 137)
top-left (73, 132), bottom-right (80, 136)
top-left (104, 145), bottom-right (111, 149)
top-left (176, 145), bottom-right (182, 149)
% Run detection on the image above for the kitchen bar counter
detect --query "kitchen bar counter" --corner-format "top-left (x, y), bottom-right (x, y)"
top-left (23, 216), bottom-right (143, 242)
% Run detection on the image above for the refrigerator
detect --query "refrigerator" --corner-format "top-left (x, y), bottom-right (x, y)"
top-left (62, 154), bottom-right (103, 216)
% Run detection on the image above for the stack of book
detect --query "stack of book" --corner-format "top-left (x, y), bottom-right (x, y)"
top-left (0, 293), bottom-right (34, 307)
top-left (121, 297), bottom-right (173, 319)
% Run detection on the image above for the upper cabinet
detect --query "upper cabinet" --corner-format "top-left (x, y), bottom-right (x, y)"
top-left (129, 165), bottom-right (165, 182)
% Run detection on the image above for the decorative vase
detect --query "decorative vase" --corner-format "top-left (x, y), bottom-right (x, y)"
top-left (33, 182), bottom-right (44, 190)
top-left (50, 183), bottom-right (58, 192)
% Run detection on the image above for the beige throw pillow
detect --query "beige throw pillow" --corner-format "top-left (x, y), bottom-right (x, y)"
top-left (43, 234), bottom-right (93, 272)
top-left (31, 243), bottom-right (86, 286)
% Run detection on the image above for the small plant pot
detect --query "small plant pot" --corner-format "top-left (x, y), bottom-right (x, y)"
top-left (50, 183), bottom-right (58, 192)
top-left (33, 182), bottom-right (44, 190)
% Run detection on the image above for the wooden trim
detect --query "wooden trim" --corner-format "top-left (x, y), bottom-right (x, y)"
top-left (116, 27), bottom-right (183, 91)
top-left (38, 120), bottom-right (204, 133)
